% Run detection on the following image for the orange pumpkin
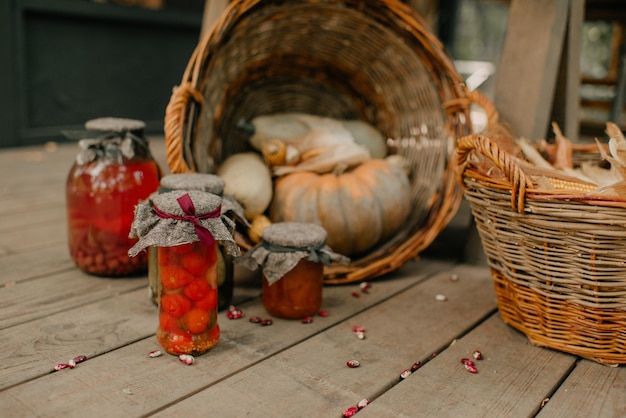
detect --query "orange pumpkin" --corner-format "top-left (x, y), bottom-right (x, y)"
top-left (269, 156), bottom-right (411, 256)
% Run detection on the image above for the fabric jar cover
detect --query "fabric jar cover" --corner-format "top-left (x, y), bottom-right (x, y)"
top-left (128, 189), bottom-right (240, 258)
top-left (71, 117), bottom-right (155, 165)
top-left (159, 173), bottom-right (225, 195)
top-left (237, 222), bottom-right (350, 285)
top-left (158, 173), bottom-right (248, 227)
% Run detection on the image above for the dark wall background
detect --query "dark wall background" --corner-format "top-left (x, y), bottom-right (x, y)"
top-left (0, 0), bottom-right (203, 148)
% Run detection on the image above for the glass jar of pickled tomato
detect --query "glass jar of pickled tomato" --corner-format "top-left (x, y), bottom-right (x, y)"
top-left (65, 117), bottom-right (161, 277)
top-left (147, 173), bottom-right (245, 310)
top-left (128, 190), bottom-right (240, 356)
top-left (237, 222), bottom-right (349, 319)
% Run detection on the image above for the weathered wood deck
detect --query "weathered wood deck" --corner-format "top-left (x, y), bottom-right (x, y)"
top-left (1, 137), bottom-right (624, 417)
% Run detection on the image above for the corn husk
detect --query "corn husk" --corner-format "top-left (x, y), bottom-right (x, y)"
top-left (272, 127), bottom-right (371, 176)
top-left (516, 122), bottom-right (626, 197)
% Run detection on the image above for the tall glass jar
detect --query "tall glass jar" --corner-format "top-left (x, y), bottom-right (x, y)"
top-left (129, 190), bottom-right (240, 356)
top-left (147, 173), bottom-right (245, 310)
top-left (237, 222), bottom-right (349, 319)
top-left (65, 117), bottom-right (161, 276)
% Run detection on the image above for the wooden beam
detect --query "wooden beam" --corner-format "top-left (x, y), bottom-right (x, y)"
top-left (201, 0), bottom-right (229, 40)
top-left (493, 0), bottom-right (570, 140)
top-left (551, 0), bottom-right (584, 142)
top-left (406, 0), bottom-right (439, 30)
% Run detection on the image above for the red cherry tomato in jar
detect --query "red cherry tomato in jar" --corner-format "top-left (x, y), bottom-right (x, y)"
top-left (184, 278), bottom-right (211, 301)
top-left (159, 312), bottom-right (181, 334)
top-left (182, 252), bottom-right (211, 275)
top-left (195, 288), bottom-right (218, 311)
top-left (161, 294), bottom-right (192, 318)
top-left (184, 309), bottom-right (210, 334)
top-left (161, 265), bottom-right (195, 289)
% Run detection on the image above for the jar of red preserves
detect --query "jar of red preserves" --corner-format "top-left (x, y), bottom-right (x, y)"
top-left (129, 190), bottom-right (240, 355)
top-left (65, 117), bottom-right (161, 277)
top-left (237, 222), bottom-right (349, 319)
top-left (147, 173), bottom-right (247, 310)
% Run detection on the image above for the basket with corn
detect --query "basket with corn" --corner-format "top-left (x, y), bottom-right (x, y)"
top-left (457, 121), bottom-right (626, 366)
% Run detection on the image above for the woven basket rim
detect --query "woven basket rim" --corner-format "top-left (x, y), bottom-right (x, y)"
top-left (458, 134), bottom-right (626, 211)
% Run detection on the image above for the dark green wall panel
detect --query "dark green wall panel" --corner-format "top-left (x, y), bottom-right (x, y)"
top-left (1, 0), bottom-right (203, 148)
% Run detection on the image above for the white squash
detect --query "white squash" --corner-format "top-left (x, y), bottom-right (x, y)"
top-left (272, 128), bottom-right (371, 176)
top-left (246, 114), bottom-right (309, 151)
top-left (246, 113), bottom-right (388, 159)
top-left (217, 153), bottom-right (273, 220)
top-left (341, 120), bottom-right (387, 159)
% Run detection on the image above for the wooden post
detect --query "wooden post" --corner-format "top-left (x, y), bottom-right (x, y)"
top-left (551, 0), bottom-right (585, 142)
top-left (465, 0), bottom-right (584, 264)
top-left (406, 0), bottom-right (439, 30)
top-left (201, 0), bottom-right (230, 40)
top-left (493, 0), bottom-right (573, 141)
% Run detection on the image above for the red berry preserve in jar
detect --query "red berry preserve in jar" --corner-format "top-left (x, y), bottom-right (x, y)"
top-left (65, 117), bottom-right (161, 276)
top-left (237, 222), bottom-right (350, 319)
top-left (262, 257), bottom-right (324, 319)
top-left (128, 190), bottom-right (240, 356)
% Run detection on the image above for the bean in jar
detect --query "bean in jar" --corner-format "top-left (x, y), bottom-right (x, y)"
top-left (66, 117), bottom-right (161, 276)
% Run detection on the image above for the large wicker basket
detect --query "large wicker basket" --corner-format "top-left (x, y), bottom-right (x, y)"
top-left (457, 134), bottom-right (626, 365)
top-left (164, 0), bottom-right (480, 284)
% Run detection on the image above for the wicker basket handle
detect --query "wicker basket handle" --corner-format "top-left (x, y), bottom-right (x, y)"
top-left (164, 82), bottom-right (205, 173)
top-left (457, 134), bottom-right (533, 213)
top-left (443, 89), bottom-right (500, 131)
top-left (470, 89), bottom-right (500, 128)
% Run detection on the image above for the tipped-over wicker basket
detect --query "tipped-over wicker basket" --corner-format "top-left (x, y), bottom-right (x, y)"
top-left (458, 134), bottom-right (626, 365)
top-left (164, 0), bottom-right (481, 284)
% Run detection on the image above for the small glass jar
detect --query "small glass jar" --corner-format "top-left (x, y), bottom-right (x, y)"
top-left (147, 173), bottom-right (237, 311)
top-left (128, 190), bottom-right (240, 356)
top-left (262, 257), bottom-right (323, 319)
top-left (65, 117), bottom-right (161, 276)
top-left (237, 222), bottom-right (349, 319)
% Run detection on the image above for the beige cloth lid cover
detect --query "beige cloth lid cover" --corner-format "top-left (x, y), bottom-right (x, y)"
top-left (159, 173), bottom-right (249, 227)
top-left (237, 222), bottom-right (349, 285)
top-left (128, 189), bottom-right (240, 258)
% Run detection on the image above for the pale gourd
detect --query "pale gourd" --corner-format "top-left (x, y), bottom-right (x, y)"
top-left (217, 153), bottom-right (273, 220)
top-left (269, 156), bottom-right (411, 256)
top-left (245, 113), bottom-right (388, 159)
top-left (245, 114), bottom-right (309, 150)
top-left (272, 128), bottom-right (371, 176)
top-left (340, 120), bottom-right (387, 159)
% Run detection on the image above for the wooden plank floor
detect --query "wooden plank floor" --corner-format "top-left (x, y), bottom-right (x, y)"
top-left (1, 137), bottom-right (625, 417)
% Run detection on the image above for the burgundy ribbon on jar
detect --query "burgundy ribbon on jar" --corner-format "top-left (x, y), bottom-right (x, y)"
top-left (152, 193), bottom-right (221, 247)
